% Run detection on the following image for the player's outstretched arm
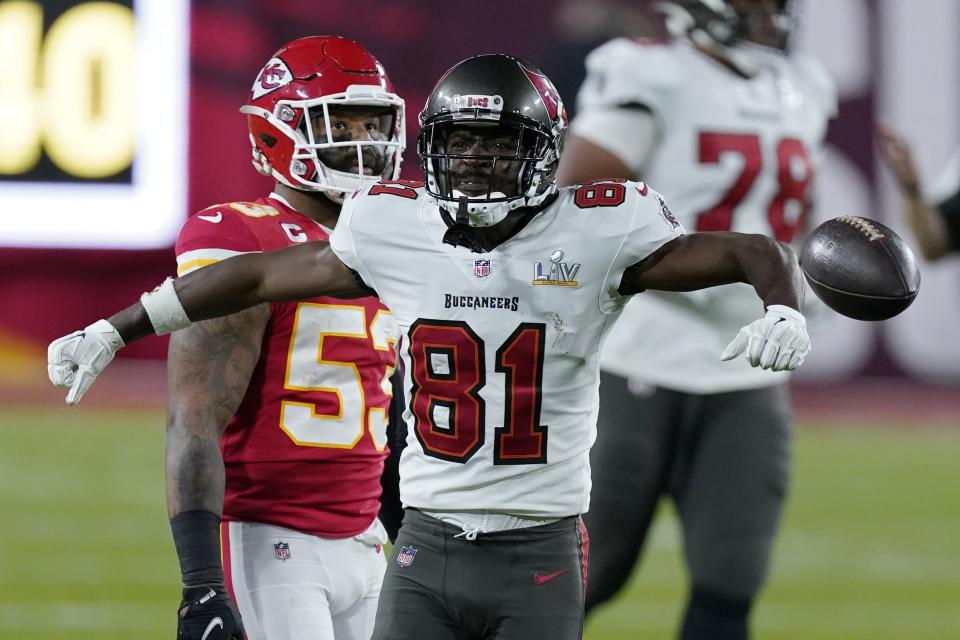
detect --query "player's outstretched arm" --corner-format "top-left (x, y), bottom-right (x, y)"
top-left (119, 240), bottom-right (362, 343)
top-left (875, 121), bottom-right (951, 260)
top-left (620, 232), bottom-right (803, 306)
top-left (620, 232), bottom-right (810, 371)
top-left (47, 241), bottom-right (361, 404)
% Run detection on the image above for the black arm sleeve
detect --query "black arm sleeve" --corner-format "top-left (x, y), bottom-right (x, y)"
top-left (378, 361), bottom-right (407, 542)
top-left (170, 511), bottom-right (224, 588)
top-left (618, 101), bottom-right (653, 113)
top-left (936, 186), bottom-right (960, 251)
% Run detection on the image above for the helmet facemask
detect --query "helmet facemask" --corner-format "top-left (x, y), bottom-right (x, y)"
top-left (728, 0), bottom-right (795, 51)
top-left (419, 120), bottom-right (561, 227)
top-left (415, 53), bottom-right (567, 251)
top-left (243, 84), bottom-right (405, 201)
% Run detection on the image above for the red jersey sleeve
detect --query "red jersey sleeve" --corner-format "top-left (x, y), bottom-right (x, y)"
top-left (175, 204), bottom-right (265, 276)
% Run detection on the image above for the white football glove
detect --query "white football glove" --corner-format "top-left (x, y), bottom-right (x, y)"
top-left (47, 319), bottom-right (125, 405)
top-left (720, 305), bottom-right (810, 371)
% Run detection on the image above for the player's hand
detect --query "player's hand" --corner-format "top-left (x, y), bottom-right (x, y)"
top-left (720, 305), bottom-right (810, 371)
top-left (177, 586), bottom-right (244, 640)
top-left (47, 319), bottom-right (125, 405)
top-left (876, 120), bottom-right (921, 197)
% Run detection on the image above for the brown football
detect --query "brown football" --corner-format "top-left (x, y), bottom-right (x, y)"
top-left (799, 216), bottom-right (921, 321)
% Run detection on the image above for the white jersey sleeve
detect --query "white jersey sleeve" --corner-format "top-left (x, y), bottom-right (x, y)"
top-left (569, 109), bottom-right (657, 177)
top-left (600, 182), bottom-right (686, 314)
top-left (573, 38), bottom-right (686, 176)
top-left (576, 38), bottom-right (682, 114)
top-left (329, 187), bottom-right (379, 293)
top-left (792, 53), bottom-right (839, 123)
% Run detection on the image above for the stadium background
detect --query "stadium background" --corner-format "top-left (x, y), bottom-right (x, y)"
top-left (0, 0), bottom-right (957, 637)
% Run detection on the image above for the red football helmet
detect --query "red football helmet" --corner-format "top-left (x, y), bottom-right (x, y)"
top-left (241, 36), bottom-right (405, 199)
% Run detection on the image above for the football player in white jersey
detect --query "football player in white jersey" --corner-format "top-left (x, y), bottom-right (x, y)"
top-left (556, 1), bottom-right (836, 638)
top-left (49, 53), bottom-right (812, 640)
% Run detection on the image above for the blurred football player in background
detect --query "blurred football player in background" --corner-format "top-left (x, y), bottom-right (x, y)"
top-left (557, 1), bottom-right (836, 638)
top-left (49, 52), bottom-right (814, 640)
top-left (876, 123), bottom-right (960, 260)
top-left (164, 36), bottom-right (405, 640)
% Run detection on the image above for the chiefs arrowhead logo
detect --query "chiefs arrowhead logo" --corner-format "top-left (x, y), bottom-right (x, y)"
top-left (519, 63), bottom-right (567, 127)
top-left (252, 57), bottom-right (293, 99)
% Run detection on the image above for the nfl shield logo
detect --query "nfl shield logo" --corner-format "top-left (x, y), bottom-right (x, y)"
top-left (274, 542), bottom-right (291, 561)
top-left (396, 544), bottom-right (418, 567)
top-left (474, 259), bottom-right (491, 278)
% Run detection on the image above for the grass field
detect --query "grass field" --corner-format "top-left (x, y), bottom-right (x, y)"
top-left (1, 406), bottom-right (958, 639)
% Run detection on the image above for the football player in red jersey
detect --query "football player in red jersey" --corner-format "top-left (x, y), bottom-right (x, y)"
top-left (162, 37), bottom-right (405, 640)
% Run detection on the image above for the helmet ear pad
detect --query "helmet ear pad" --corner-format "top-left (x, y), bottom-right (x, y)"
top-left (246, 108), bottom-right (311, 184)
top-left (243, 106), bottom-right (319, 189)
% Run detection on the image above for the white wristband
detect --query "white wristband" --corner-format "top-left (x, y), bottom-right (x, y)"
top-left (140, 277), bottom-right (192, 335)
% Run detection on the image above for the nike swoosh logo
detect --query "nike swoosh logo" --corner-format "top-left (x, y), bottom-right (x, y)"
top-left (533, 569), bottom-right (567, 585)
top-left (198, 212), bottom-right (223, 223)
top-left (201, 617), bottom-right (224, 640)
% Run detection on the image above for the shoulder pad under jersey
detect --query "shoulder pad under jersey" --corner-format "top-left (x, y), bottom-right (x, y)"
top-left (790, 53), bottom-right (838, 119)
top-left (577, 37), bottom-right (683, 114)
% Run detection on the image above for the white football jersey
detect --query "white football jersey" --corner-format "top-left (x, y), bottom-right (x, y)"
top-left (330, 180), bottom-right (684, 517)
top-left (576, 38), bottom-right (836, 393)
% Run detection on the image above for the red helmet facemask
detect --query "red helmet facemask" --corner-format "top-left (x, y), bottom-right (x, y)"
top-left (240, 36), bottom-right (405, 201)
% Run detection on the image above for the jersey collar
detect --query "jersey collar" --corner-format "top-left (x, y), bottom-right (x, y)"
top-left (268, 191), bottom-right (334, 235)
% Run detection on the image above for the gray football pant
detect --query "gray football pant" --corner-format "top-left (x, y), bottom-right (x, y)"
top-left (372, 509), bottom-right (589, 640)
top-left (584, 374), bottom-right (791, 610)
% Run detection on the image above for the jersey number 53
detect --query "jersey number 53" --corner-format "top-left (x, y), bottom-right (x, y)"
top-left (280, 303), bottom-right (396, 451)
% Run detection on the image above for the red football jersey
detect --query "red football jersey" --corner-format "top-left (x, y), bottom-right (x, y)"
top-left (175, 193), bottom-right (399, 538)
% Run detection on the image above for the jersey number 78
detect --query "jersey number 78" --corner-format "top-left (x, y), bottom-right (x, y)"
top-left (695, 132), bottom-right (813, 242)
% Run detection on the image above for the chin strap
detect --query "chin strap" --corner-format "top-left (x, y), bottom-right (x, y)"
top-left (442, 196), bottom-right (492, 253)
top-left (323, 189), bottom-right (346, 204)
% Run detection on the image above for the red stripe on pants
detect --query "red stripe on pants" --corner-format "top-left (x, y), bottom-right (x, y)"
top-left (577, 516), bottom-right (590, 597)
top-left (220, 522), bottom-right (238, 605)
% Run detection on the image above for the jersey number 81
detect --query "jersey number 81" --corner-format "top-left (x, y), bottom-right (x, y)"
top-left (408, 319), bottom-right (548, 465)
